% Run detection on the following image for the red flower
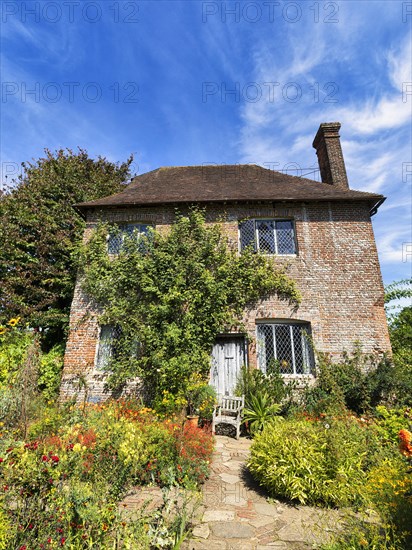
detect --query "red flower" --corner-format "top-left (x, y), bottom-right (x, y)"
top-left (60, 537), bottom-right (66, 545)
top-left (19, 546), bottom-right (27, 550)
top-left (0, 458), bottom-right (3, 462)
top-left (51, 455), bottom-right (59, 463)
top-left (42, 455), bottom-right (49, 462)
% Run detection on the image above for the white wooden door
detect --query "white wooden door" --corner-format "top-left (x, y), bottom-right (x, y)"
top-left (210, 337), bottom-right (246, 396)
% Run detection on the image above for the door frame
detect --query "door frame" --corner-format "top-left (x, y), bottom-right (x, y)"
top-left (210, 333), bottom-right (248, 397)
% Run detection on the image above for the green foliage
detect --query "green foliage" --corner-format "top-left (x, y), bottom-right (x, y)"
top-left (302, 347), bottom-right (400, 415)
top-left (0, 399), bottom-right (212, 548)
top-left (38, 344), bottom-right (64, 399)
top-left (0, 318), bottom-right (33, 387)
top-left (0, 320), bottom-right (64, 432)
top-left (184, 373), bottom-right (217, 417)
top-left (320, 521), bottom-right (406, 550)
top-left (374, 405), bottom-right (411, 445)
top-left (248, 416), bottom-right (390, 507)
top-left (0, 505), bottom-right (10, 550)
top-left (152, 390), bottom-right (187, 417)
top-left (322, 458), bottom-right (412, 550)
top-left (0, 148), bottom-right (132, 347)
top-left (384, 281), bottom-right (412, 407)
top-left (235, 361), bottom-right (292, 411)
top-left (365, 459), bottom-right (412, 549)
top-left (0, 325), bottom-right (45, 437)
top-left (387, 306), bottom-right (412, 406)
top-left (81, 208), bottom-right (300, 398)
top-left (243, 392), bottom-right (283, 435)
top-left (384, 278), bottom-right (412, 307)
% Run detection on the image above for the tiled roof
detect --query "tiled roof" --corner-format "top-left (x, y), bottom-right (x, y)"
top-left (76, 165), bottom-right (385, 211)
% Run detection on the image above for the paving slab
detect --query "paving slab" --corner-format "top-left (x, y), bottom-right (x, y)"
top-left (202, 509), bottom-right (236, 522)
top-left (210, 521), bottom-right (255, 538)
top-left (192, 523), bottom-right (210, 539)
top-left (219, 472), bottom-right (243, 484)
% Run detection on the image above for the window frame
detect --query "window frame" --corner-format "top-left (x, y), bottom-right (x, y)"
top-left (95, 325), bottom-right (121, 371)
top-left (238, 218), bottom-right (297, 256)
top-left (107, 222), bottom-right (153, 255)
top-left (256, 320), bottom-right (314, 377)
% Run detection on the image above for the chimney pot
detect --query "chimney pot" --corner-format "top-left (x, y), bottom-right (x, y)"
top-left (312, 122), bottom-right (349, 189)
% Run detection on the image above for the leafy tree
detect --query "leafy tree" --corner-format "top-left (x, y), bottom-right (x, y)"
top-left (388, 306), bottom-right (412, 405)
top-left (384, 278), bottom-right (412, 303)
top-left (0, 149), bottom-right (133, 347)
top-left (389, 305), bottom-right (412, 355)
top-left (80, 208), bottom-right (300, 398)
top-left (384, 280), bottom-right (412, 406)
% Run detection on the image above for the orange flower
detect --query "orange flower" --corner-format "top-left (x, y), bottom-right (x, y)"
top-left (399, 429), bottom-right (412, 457)
top-left (399, 429), bottom-right (412, 444)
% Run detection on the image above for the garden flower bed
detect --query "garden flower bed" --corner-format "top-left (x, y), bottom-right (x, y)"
top-left (0, 400), bottom-right (214, 549)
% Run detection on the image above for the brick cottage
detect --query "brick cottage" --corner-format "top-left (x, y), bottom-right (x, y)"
top-left (61, 122), bottom-right (391, 401)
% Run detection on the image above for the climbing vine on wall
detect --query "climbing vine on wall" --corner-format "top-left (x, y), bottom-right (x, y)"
top-left (80, 208), bottom-right (300, 398)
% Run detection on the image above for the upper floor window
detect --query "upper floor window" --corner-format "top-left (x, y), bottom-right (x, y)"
top-left (239, 219), bottom-right (296, 255)
top-left (257, 322), bottom-right (314, 375)
top-left (107, 223), bottom-right (151, 254)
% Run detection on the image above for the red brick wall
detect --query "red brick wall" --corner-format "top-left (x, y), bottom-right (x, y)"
top-left (61, 201), bottom-right (391, 400)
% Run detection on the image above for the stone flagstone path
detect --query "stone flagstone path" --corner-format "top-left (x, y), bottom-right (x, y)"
top-left (182, 435), bottom-right (345, 550)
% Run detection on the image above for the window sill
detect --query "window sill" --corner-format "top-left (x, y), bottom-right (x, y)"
top-left (264, 254), bottom-right (297, 258)
top-left (280, 373), bottom-right (314, 379)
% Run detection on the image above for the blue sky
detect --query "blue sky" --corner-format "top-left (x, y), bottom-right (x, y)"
top-left (1, 0), bottom-right (411, 286)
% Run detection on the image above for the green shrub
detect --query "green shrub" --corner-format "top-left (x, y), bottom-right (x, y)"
top-left (37, 344), bottom-right (64, 399)
top-left (374, 406), bottom-right (410, 445)
top-left (320, 522), bottom-right (405, 550)
top-left (235, 362), bottom-right (294, 412)
top-left (388, 306), bottom-right (412, 406)
top-left (302, 347), bottom-right (397, 415)
top-left (243, 392), bottom-right (283, 435)
top-left (322, 457), bottom-right (412, 550)
top-left (0, 319), bottom-right (33, 387)
top-left (248, 416), bottom-right (388, 507)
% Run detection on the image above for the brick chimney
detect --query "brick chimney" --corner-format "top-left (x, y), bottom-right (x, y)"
top-left (312, 122), bottom-right (349, 189)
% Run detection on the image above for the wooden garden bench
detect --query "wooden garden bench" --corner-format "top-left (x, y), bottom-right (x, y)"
top-left (212, 395), bottom-right (245, 440)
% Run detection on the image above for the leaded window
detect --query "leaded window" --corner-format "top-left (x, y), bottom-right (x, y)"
top-left (257, 322), bottom-right (313, 375)
top-left (95, 325), bottom-right (121, 371)
top-left (107, 223), bottom-right (151, 254)
top-left (239, 219), bottom-right (296, 254)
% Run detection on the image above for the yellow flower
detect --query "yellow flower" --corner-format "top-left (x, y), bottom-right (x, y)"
top-left (0, 327), bottom-right (7, 335)
top-left (7, 317), bottom-right (20, 327)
